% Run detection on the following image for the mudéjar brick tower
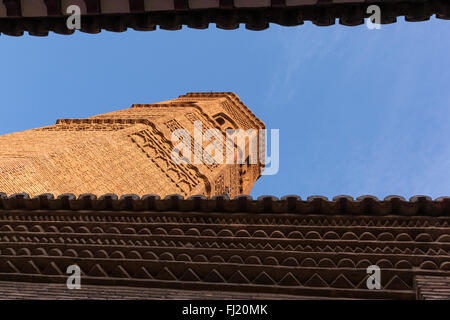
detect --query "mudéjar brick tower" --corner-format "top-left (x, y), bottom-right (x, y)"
top-left (0, 92), bottom-right (265, 198)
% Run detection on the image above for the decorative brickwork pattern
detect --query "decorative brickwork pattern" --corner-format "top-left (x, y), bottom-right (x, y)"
top-left (0, 92), bottom-right (264, 198)
top-left (0, 194), bottom-right (449, 299)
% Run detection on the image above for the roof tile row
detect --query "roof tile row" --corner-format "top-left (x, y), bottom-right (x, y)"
top-left (1, 192), bottom-right (449, 215)
top-left (0, 0), bottom-right (448, 36)
top-left (0, 280), bottom-right (306, 300)
top-left (414, 276), bottom-right (450, 300)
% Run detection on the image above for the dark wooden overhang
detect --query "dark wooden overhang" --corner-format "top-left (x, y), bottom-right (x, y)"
top-left (0, 1), bottom-right (448, 36)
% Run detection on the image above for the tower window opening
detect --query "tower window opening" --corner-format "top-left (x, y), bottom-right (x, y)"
top-left (216, 117), bottom-right (225, 125)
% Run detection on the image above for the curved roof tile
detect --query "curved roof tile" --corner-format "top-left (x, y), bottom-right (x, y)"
top-left (0, 0), bottom-right (448, 36)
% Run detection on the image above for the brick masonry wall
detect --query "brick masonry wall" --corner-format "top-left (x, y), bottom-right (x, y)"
top-left (0, 93), bottom-right (265, 198)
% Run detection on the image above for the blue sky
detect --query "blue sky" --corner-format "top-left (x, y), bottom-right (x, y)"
top-left (1, 18), bottom-right (449, 199)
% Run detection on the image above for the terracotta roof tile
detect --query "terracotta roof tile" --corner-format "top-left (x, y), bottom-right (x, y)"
top-left (1, 192), bottom-right (449, 216)
top-left (415, 276), bottom-right (450, 300)
top-left (0, 0), bottom-right (448, 36)
top-left (0, 280), bottom-right (330, 299)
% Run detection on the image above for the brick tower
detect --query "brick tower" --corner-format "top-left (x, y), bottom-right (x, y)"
top-left (0, 92), bottom-right (265, 198)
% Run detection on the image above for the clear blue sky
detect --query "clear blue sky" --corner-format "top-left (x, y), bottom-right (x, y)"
top-left (1, 18), bottom-right (449, 199)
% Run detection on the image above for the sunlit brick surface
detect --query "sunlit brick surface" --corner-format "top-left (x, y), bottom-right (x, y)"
top-left (0, 92), bottom-right (264, 198)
